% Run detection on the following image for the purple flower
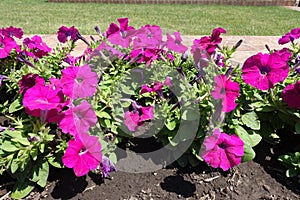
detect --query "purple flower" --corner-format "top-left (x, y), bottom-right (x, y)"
top-left (62, 133), bottom-right (102, 177)
top-left (23, 35), bottom-right (51, 59)
top-left (242, 52), bottom-right (289, 91)
top-left (282, 80), bottom-right (300, 110)
top-left (124, 111), bottom-right (140, 132)
top-left (211, 75), bottom-right (240, 113)
top-left (0, 26), bottom-right (23, 39)
top-left (202, 129), bottom-right (244, 171)
top-left (166, 32), bottom-right (188, 53)
top-left (57, 26), bottom-right (79, 43)
top-left (100, 155), bottom-right (116, 178)
top-left (130, 48), bottom-right (162, 66)
top-left (0, 125), bottom-right (6, 132)
top-left (105, 18), bottom-right (134, 38)
top-left (278, 28), bottom-right (300, 45)
top-left (0, 35), bottom-right (17, 58)
top-left (0, 75), bottom-right (8, 87)
top-left (59, 100), bottom-right (97, 136)
top-left (18, 74), bottom-right (45, 95)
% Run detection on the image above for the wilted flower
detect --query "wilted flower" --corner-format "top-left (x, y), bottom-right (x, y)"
top-left (282, 80), bottom-right (300, 110)
top-left (100, 155), bottom-right (116, 178)
top-left (202, 129), bottom-right (244, 171)
top-left (242, 52), bottom-right (289, 90)
top-left (62, 133), bottom-right (102, 177)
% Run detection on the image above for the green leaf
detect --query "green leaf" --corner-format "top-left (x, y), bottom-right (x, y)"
top-left (241, 111), bottom-right (260, 130)
top-left (234, 125), bottom-right (261, 147)
top-left (11, 180), bottom-right (35, 199)
top-left (10, 159), bottom-right (19, 174)
top-left (242, 143), bottom-right (256, 162)
top-left (182, 109), bottom-right (199, 121)
top-left (1, 141), bottom-right (19, 152)
top-left (286, 168), bottom-right (298, 178)
top-left (31, 160), bottom-right (49, 187)
top-left (9, 98), bottom-right (23, 113)
top-left (30, 148), bottom-right (38, 161)
top-left (295, 122), bottom-right (300, 134)
top-left (96, 111), bottom-right (111, 119)
top-left (108, 153), bottom-right (117, 164)
top-left (47, 157), bottom-right (64, 168)
top-left (165, 119), bottom-right (176, 131)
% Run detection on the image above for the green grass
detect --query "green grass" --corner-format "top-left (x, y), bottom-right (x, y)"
top-left (0, 0), bottom-right (299, 35)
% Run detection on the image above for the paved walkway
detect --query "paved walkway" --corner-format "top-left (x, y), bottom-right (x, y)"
top-left (29, 34), bottom-right (288, 64)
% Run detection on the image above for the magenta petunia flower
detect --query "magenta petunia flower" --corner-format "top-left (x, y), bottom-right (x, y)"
top-left (202, 129), bottom-right (244, 171)
top-left (133, 25), bottom-right (163, 49)
top-left (124, 105), bottom-right (154, 132)
top-left (282, 80), bottom-right (300, 110)
top-left (61, 65), bottom-right (98, 99)
top-left (23, 35), bottom-right (51, 58)
top-left (191, 27), bottom-right (226, 56)
top-left (59, 100), bottom-right (97, 136)
top-left (57, 26), bottom-right (79, 43)
top-left (0, 35), bottom-right (17, 58)
top-left (166, 32), bottom-right (188, 53)
top-left (23, 83), bottom-right (64, 112)
top-left (124, 111), bottom-right (140, 132)
top-left (278, 28), bottom-right (300, 45)
top-left (62, 133), bottom-right (102, 177)
top-left (18, 74), bottom-right (45, 95)
top-left (0, 26), bottom-right (23, 39)
top-left (211, 75), bottom-right (240, 113)
top-left (94, 42), bottom-right (125, 59)
top-left (105, 18), bottom-right (134, 37)
top-left (242, 52), bottom-right (289, 91)
top-left (130, 48), bottom-right (162, 66)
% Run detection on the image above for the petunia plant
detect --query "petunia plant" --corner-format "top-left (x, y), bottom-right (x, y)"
top-left (0, 20), bottom-right (300, 199)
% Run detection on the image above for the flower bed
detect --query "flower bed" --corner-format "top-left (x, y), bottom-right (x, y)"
top-left (0, 19), bottom-right (300, 199)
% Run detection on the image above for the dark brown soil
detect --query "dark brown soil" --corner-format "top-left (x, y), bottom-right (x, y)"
top-left (0, 114), bottom-right (299, 200)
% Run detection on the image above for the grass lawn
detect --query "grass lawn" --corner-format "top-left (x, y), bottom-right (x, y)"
top-left (0, 0), bottom-right (299, 35)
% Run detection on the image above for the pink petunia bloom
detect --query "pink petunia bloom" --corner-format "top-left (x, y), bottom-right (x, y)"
top-left (274, 48), bottom-right (292, 62)
top-left (140, 77), bottom-right (172, 94)
top-left (62, 133), bottom-right (102, 177)
top-left (105, 18), bottom-right (134, 37)
top-left (59, 100), bottom-right (97, 136)
top-left (18, 74), bottom-right (45, 95)
top-left (202, 129), bottom-right (244, 171)
top-left (93, 42), bottom-right (125, 59)
top-left (23, 83), bottom-right (64, 112)
top-left (130, 48), bottom-right (162, 66)
top-left (124, 105), bottom-right (154, 132)
top-left (211, 75), bottom-right (240, 113)
top-left (25, 107), bottom-right (63, 123)
top-left (0, 35), bottom-right (17, 58)
top-left (191, 27), bottom-right (226, 56)
top-left (166, 32), bottom-right (188, 53)
top-left (242, 52), bottom-right (289, 91)
top-left (0, 26), bottom-right (23, 39)
top-left (282, 80), bottom-right (300, 110)
top-left (124, 111), bottom-right (140, 132)
top-left (57, 26), bottom-right (79, 43)
top-left (133, 25), bottom-right (163, 49)
top-left (278, 28), bottom-right (300, 45)
top-left (61, 65), bottom-right (98, 99)
top-left (23, 35), bottom-right (51, 59)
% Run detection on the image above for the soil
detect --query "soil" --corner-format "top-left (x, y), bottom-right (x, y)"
top-left (0, 116), bottom-right (300, 200)
top-left (0, 140), bottom-right (299, 200)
